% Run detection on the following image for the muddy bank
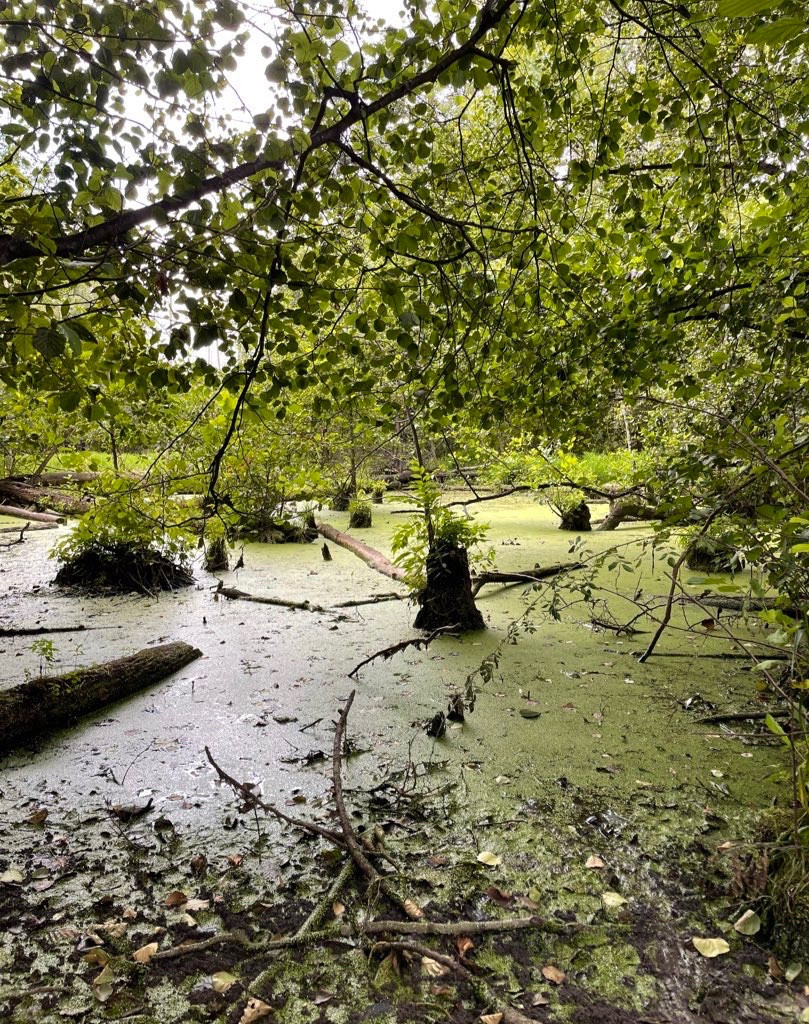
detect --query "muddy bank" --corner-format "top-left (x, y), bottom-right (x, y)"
top-left (0, 497), bottom-right (804, 1022)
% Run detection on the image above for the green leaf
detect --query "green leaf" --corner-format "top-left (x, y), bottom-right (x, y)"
top-left (718, 0), bottom-right (782, 16)
top-left (746, 16), bottom-right (805, 44)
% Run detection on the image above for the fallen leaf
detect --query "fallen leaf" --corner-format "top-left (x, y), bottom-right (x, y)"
top-left (227, 854), bottom-right (243, 867)
top-left (0, 868), bottom-right (24, 884)
top-left (94, 983), bottom-right (113, 1002)
top-left (431, 984), bottom-right (454, 996)
top-left (93, 964), bottom-right (115, 988)
top-left (532, 993), bottom-right (550, 1005)
top-left (768, 955), bottom-right (783, 979)
top-left (426, 854), bottom-right (448, 867)
top-left (516, 894), bottom-right (541, 910)
top-left (332, 901), bottom-right (346, 918)
top-left (190, 854), bottom-right (208, 876)
top-left (585, 855), bottom-right (606, 870)
top-left (165, 890), bottom-right (188, 908)
top-left (185, 898), bottom-right (210, 912)
top-left (421, 956), bottom-right (449, 978)
top-left (402, 898), bottom-right (423, 919)
top-left (133, 942), bottom-right (159, 964)
top-left (486, 885), bottom-right (514, 906)
top-left (477, 851), bottom-right (501, 867)
top-left (519, 708), bottom-right (542, 719)
top-left (541, 964), bottom-right (566, 984)
top-left (212, 971), bottom-right (238, 994)
top-left (456, 936), bottom-right (475, 957)
top-left (83, 948), bottom-right (110, 966)
top-left (480, 1014), bottom-right (504, 1024)
top-left (733, 909), bottom-right (761, 936)
top-left (601, 891), bottom-right (628, 909)
top-left (710, 769), bottom-right (724, 779)
top-left (240, 997), bottom-right (272, 1023)
top-left (312, 991), bottom-right (333, 1005)
top-left (692, 937), bottom-right (730, 958)
top-left (785, 962), bottom-right (802, 982)
top-left (27, 808), bottom-right (48, 825)
top-left (122, 907), bottom-right (138, 921)
top-left (562, 702), bottom-right (577, 711)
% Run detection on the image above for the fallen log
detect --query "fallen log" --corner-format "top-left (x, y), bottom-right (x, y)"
top-left (316, 521), bottom-right (406, 583)
top-left (596, 499), bottom-right (661, 530)
top-left (0, 624), bottom-right (113, 638)
top-left (0, 522), bottom-right (57, 533)
top-left (0, 641), bottom-right (202, 751)
top-left (0, 479), bottom-right (90, 515)
top-left (216, 584), bottom-right (326, 613)
top-left (0, 504), bottom-right (63, 523)
top-left (471, 561), bottom-right (585, 597)
top-left (670, 593), bottom-right (804, 619)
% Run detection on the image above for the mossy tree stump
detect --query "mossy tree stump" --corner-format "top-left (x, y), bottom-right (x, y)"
top-left (414, 540), bottom-right (485, 632)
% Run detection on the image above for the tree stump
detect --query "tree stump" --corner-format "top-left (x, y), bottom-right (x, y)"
top-left (414, 541), bottom-right (485, 632)
top-left (559, 501), bottom-right (591, 531)
top-left (204, 536), bottom-right (229, 572)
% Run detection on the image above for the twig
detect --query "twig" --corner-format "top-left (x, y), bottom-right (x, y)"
top-left (295, 859), bottom-right (355, 937)
top-left (355, 915), bottom-right (573, 937)
top-left (333, 691), bottom-right (422, 920)
top-left (332, 592), bottom-right (405, 608)
top-left (205, 746), bottom-right (345, 847)
top-left (0, 522), bottom-right (29, 549)
top-left (698, 710), bottom-right (791, 724)
top-left (348, 626), bottom-right (459, 678)
top-left (299, 717), bottom-right (323, 732)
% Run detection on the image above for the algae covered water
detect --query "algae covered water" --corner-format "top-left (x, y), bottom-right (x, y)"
top-left (0, 497), bottom-right (799, 1023)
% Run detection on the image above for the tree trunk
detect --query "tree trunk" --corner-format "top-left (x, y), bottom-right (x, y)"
top-left (316, 521), bottom-right (406, 582)
top-left (596, 499), bottom-right (660, 531)
top-left (414, 541), bottom-right (485, 632)
top-left (0, 641), bottom-right (202, 751)
top-left (559, 501), bottom-right (591, 531)
top-left (0, 504), bottom-right (64, 523)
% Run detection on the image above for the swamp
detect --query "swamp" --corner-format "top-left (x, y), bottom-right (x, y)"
top-left (0, 0), bottom-right (808, 1022)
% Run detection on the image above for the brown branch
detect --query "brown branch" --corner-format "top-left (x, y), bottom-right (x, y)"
top-left (332, 691), bottom-right (422, 920)
top-left (348, 626), bottom-right (458, 679)
top-left (204, 745), bottom-right (345, 847)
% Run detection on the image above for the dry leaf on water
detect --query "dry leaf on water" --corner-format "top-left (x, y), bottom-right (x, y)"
top-left (240, 997), bottom-right (272, 1023)
top-left (480, 1014), bottom-right (504, 1024)
top-left (133, 942), bottom-right (159, 964)
top-left (477, 851), bottom-right (501, 867)
top-left (0, 868), bottom-right (24, 884)
top-left (733, 910), bottom-right (761, 936)
top-left (185, 898), bottom-right (210, 912)
top-left (164, 890), bottom-right (188, 907)
top-left (211, 971), bottom-right (238, 994)
top-left (403, 898), bottom-right (423, 919)
top-left (456, 936), bottom-right (475, 957)
top-left (532, 993), bottom-right (550, 1006)
top-left (692, 937), bottom-right (730, 958)
top-left (585, 855), bottom-right (605, 869)
top-left (421, 956), bottom-right (450, 978)
top-left (312, 991), bottom-right (333, 1005)
top-left (601, 891), bottom-right (627, 909)
top-left (83, 948), bottom-right (110, 966)
top-left (541, 965), bottom-right (566, 985)
top-left (486, 885), bottom-right (514, 906)
top-left (332, 901), bottom-right (346, 918)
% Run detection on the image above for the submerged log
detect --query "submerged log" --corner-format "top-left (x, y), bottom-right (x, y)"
top-left (316, 521), bottom-right (405, 582)
top-left (472, 561), bottom-right (585, 597)
top-left (0, 504), bottom-right (63, 523)
top-left (217, 584), bottom-right (326, 613)
top-left (414, 540), bottom-right (484, 632)
top-left (0, 641), bottom-right (202, 751)
top-left (0, 522), bottom-right (58, 533)
top-left (596, 499), bottom-right (661, 531)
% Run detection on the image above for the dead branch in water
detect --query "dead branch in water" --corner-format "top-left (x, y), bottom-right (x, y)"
top-left (215, 582), bottom-right (327, 613)
top-left (471, 561), bottom-right (585, 597)
top-left (348, 626), bottom-right (458, 678)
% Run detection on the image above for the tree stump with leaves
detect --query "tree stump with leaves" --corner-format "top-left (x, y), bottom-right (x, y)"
top-left (414, 540), bottom-right (485, 632)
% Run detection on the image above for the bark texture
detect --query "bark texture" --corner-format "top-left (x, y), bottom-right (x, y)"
top-left (414, 541), bottom-right (485, 632)
top-left (0, 641), bottom-right (202, 751)
top-left (316, 521), bottom-right (405, 582)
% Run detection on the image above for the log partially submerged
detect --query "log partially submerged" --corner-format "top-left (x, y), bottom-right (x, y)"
top-left (472, 561), bottom-right (585, 597)
top-left (0, 641), bottom-right (202, 751)
top-left (0, 504), bottom-right (63, 523)
top-left (316, 521), bottom-right (406, 583)
top-left (216, 584), bottom-right (326, 613)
